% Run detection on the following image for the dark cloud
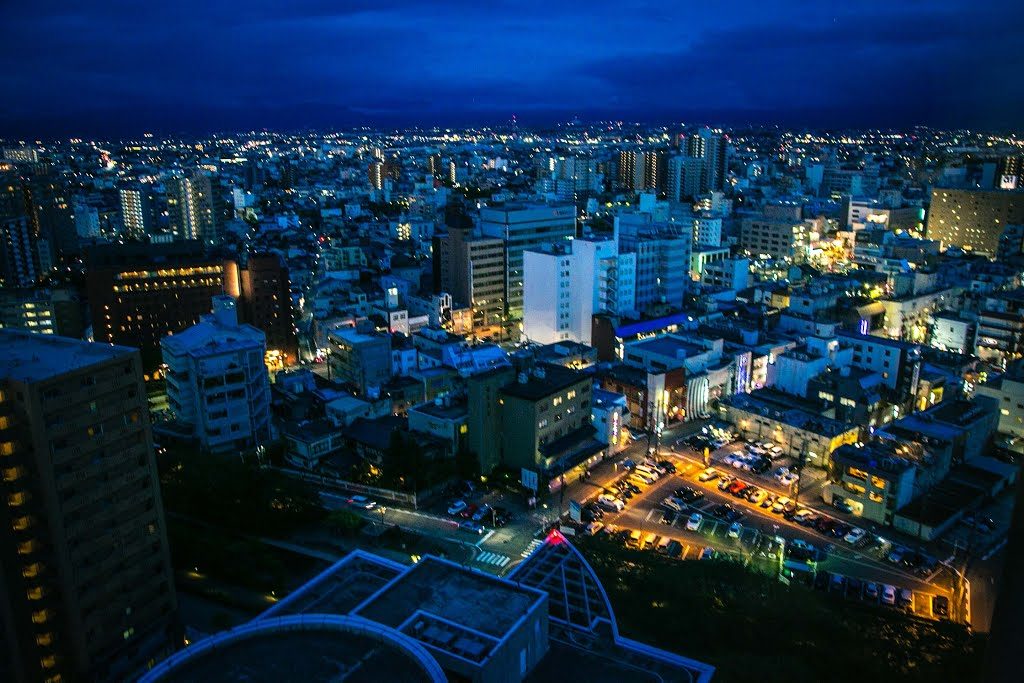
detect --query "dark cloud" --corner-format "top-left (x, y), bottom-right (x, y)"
top-left (0, 0), bottom-right (1020, 137)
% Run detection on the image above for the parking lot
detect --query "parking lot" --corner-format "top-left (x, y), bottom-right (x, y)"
top-left (567, 446), bottom-right (957, 623)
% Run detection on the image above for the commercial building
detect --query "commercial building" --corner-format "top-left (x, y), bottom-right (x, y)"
top-left (479, 203), bottom-right (576, 328)
top-left (824, 436), bottom-right (947, 525)
top-left (499, 364), bottom-right (600, 490)
top-left (926, 188), bottom-right (1024, 255)
top-left (721, 390), bottom-right (861, 468)
top-left (976, 360), bottom-right (1024, 438)
top-left (433, 226), bottom-right (507, 340)
top-left (835, 331), bottom-right (922, 409)
top-left (85, 241), bottom-right (231, 374)
top-left (0, 331), bottom-right (177, 682)
top-left (0, 287), bottom-right (84, 338)
top-left (327, 328), bottom-right (392, 396)
top-left (740, 216), bottom-right (810, 261)
top-left (227, 253), bottom-right (298, 367)
top-left (161, 296), bottom-right (272, 453)
top-left (930, 310), bottom-right (976, 355)
top-left (143, 535), bottom-right (713, 683)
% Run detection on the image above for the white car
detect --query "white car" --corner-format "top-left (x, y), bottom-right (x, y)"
top-left (663, 496), bottom-right (684, 512)
top-left (723, 453), bottom-right (740, 467)
top-left (597, 494), bottom-right (625, 512)
top-left (686, 512), bottom-right (703, 531)
top-left (779, 472), bottom-right (799, 486)
top-left (698, 467), bottom-right (720, 482)
top-left (844, 527), bottom-right (867, 545)
top-left (881, 584), bottom-right (897, 606)
top-left (773, 467), bottom-right (790, 481)
top-left (727, 522), bottom-right (742, 538)
top-left (747, 444), bottom-right (766, 456)
top-left (447, 500), bottom-right (468, 516)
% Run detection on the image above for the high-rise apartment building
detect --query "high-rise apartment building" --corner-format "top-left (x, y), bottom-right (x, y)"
top-left (667, 155), bottom-right (704, 202)
top-left (522, 237), bottom-right (636, 345)
top-left (0, 216), bottom-right (42, 288)
top-left (615, 214), bottom-right (692, 313)
top-left (166, 174), bottom-right (218, 244)
top-left (926, 188), bottom-right (1024, 255)
top-left (687, 129), bottom-right (727, 192)
top-left (617, 149), bottom-right (643, 190)
top-left (434, 227), bottom-right (507, 340)
top-left (0, 331), bottom-right (178, 683)
top-left (161, 296), bottom-right (272, 453)
top-left (119, 186), bottom-right (155, 239)
top-left (479, 203), bottom-right (576, 330)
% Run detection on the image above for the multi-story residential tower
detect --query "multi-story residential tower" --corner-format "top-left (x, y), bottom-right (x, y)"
top-left (166, 174), bottom-right (218, 244)
top-left (227, 253), bottom-right (298, 368)
top-left (0, 330), bottom-right (178, 683)
top-left (119, 186), bottom-right (155, 239)
top-left (161, 296), bottom-right (272, 453)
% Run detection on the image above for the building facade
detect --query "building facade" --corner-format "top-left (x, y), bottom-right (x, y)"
top-left (0, 331), bottom-right (177, 683)
top-left (161, 296), bottom-right (272, 453)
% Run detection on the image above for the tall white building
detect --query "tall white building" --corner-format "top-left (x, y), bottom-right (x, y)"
top-left (162, 295), bottom-right (272, 452)
top-left (480, 203), bottom-right (576, 327)
top-left (694, 213), bottom-right (723, 248)
top-left (522, 237), bottom-right (636, 345)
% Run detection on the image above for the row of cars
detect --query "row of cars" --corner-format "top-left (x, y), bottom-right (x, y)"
top-left (604, 525), bottom-right (718, 561)
top-left (593, 459), bottom-right (676, 514)
top-left (697, 467), bottom-right (870, 545)
top-left (446, 500), bottom-right (512, 534)
top-left (820, 572), bottom-right (949, 618)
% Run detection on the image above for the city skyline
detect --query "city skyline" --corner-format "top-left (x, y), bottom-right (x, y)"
top-left (2, 1), bottom-right (1023, 137)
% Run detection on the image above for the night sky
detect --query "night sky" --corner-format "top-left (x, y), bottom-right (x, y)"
top-left (2, 0), bottom-right (1022, 137)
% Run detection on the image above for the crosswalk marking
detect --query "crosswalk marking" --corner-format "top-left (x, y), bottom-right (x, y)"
top-left (475, 551), bottom-right (511, 567)
top-left (521, 539), bottom-right (544, 558)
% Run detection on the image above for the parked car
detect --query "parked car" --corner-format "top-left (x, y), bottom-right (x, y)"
top-left (597, 494), bottom-right (625, 512)
top-left (779, 472), bottom-right (799, 486)
top-left (793, 509), bottom-right (816, 526)
top-left (932, 595), bottom-right (950, 618)
top-left (492, 507), bottom-right (512, 527)
top-left (881, 584), bottom-right (897, 606)
top-left (460, 520), bottom-right (485, 534)
top-left (760, 494), bottom-right (776, 509)
top-left (844, 527), bottom-right (867, 545)
top-left (472, 504), bottom-right (492, 522)
top-left (656, 536), bottom-right (672, 554)
top-left (348, 495), bottom-right (377, 510)
top-left (833, 498), bottom-right (853, 513)
top-left (583, 521), bottom-right (604, 536)
top-left (717, 475), bottom-right (736, 491)
top-left (747, 488), bottom-right (768, 505)
top-left (864, 582), bottom-right (879, 600)
top-left (686, 512), bottom-right (703, 531)
top-left (460, 504), bottom-right (478, 519)
top-left (830, 573), bottom-right (846, 592)
top-left (659, 510), bottom-right (677, 525)
top-left (447, 500), bottom-right (468, 516)
top-left (658, 460), bottom-right (677, 474)
top-left (727, 522), bottom-right (742, 538)
top-left (662, 496), bottom-right (684, 513)
top-left (666, 540), bottom-right (683, 558)
top-left (698, 467), bottom-right (720, 482)
top-left (898, 588), bottom-right (914, 608)
top-left (699, 546), bottom-right (715, 560)
top-left (771, 497), bottom-right (790, 514)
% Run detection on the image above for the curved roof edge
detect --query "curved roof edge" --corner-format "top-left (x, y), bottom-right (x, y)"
top-left (139, 614), bottom-right (446, 683)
